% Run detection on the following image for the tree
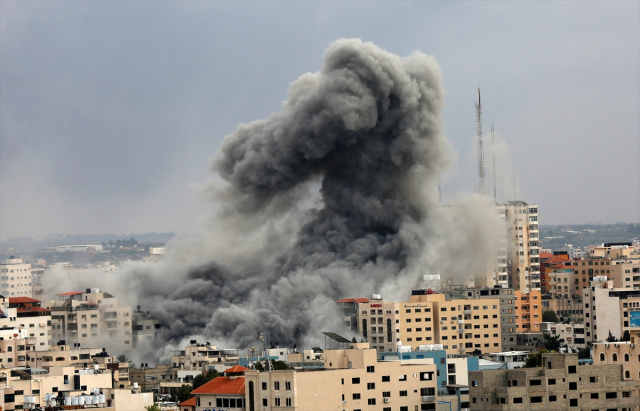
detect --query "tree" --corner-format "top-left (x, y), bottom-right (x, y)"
top-left (542, 310), bottom-right (559, 323)
top-left (116, 354), bottom-right (129, 363)
top-left (606, 331), bottom-right (618, 342)
top-left (621, 330), bottom-right (631, 342)
top-left (524, 352), bottom-right (542, 368)
top-left (145, 405), bottom-right (160, 411)
top-left (543, 334), bottom-right (562, 352)
top-left (351, 337), bottom-right (357, 343)
top-left (192, 369), bottom-right (219, 389)
top-left (175, 384), bottom-right (193, 403)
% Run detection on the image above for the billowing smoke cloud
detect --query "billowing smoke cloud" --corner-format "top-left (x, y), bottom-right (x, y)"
top-left (43, 39), bottom-right (504, 362)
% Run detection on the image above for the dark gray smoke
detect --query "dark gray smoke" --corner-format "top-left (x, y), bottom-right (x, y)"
top-left (45, 39), bottom-right (502, 361)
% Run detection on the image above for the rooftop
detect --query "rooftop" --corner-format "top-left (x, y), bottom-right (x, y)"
top-left (336, 298), bottom-right (370, 304)
top-left (178, 397), bottom-right (196, 407)
top-left (191, 377), bottom-right (245, 395)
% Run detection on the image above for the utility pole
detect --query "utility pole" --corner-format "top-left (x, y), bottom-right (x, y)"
top-left (476, 88), bottom-right (487, 195)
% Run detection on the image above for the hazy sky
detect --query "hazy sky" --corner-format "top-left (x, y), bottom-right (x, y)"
top-left (1, 1), bottom-right (638, 241)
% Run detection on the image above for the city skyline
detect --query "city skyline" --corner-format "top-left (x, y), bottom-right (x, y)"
top-left (1, 1), bottom-right (639, 241)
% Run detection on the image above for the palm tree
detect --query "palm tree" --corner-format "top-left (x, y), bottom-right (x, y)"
top-left (144, 405), bottom-right (160, 411)
top-left (117, 354), bottom-right (130, 363)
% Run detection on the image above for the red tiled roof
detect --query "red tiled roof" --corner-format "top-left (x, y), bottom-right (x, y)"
top-left (547, 256), bottom-right (571, 265)
top-left (191, 377), bottom-right (245, 395)
top-left (539, 252), bottom-right (553, 259)
top-left (224, 365), bottom-right (249, 374)
top-left (178, 397), bottom-right (196, 407)
top-left (57, 292), bottom-right (83, 296)
top-left (16, 307), bottom-right (50, 313)
top-left (9, 297), bottom-right (42, 304)
top-left (336, 298), bottom-right (370, 304)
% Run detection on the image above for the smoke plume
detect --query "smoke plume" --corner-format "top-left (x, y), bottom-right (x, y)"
top-left (43, 39), bottom-right (504, 361)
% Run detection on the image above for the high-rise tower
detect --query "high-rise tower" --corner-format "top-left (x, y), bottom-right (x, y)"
top-left (476, 88), bottom-right (487, 195)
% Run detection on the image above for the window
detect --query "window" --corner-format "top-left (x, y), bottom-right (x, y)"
top-left (420, 372), bottom-right (433, 381)
top-left (590, 376), bottom-right (598, 383)
top-left (531, 397), bottom-right (542, 403)
top-left (367, 365), bottom-right (375, 373)
top-left (612, 354), bottom-right (618, 362)
top-left (367, 382), bottom-right (375, 390)
top-left (399, 375), bottom-right (407, 381)
top-left (285, 381), bottom-right (291, 390)
top-left (606, 392), bottom-right (618, 399)
top-left (367, 398), bottom-right (376, 405)
top-left (399, 390), bottom-right (408, 396)
top-left (569, 382), bottom-right (577, 390)
top-left (352, 393), bottom-right (361, 400)
top-left (352, 377), bottom-right (360, 384)
top-left (549, 395), bottom-right (557, 402)
top-left (382, 375), bottom-right (390, 382)
top-left (568, 365), bottom-right (577, 373)
top-left (514, 398), bottom-right (522, 403)
top-left (286, 398), bottom-right (292, 406)
top-left (382, 391), bottom-right (390, 397)
top-left (274, 398), bottom-right (281, 406)
top-left (274, 381), bottom-right (280, 390)
top-left (591, 393), bottom-right (599, 399)
top-left (548, 379), bottom-right (556, 385)
top-left (262, 399), bottom-right (268, 407)
top-left (530, 380), bottom-right (542, 386)
top-left (261, 382), bottom-right (267, 390)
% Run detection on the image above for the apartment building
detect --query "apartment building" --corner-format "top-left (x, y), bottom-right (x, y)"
top-left (540, 322), bottom-right (586, 349)
top-left (541, 296), bottom-right (583, 323)
top-left (46, 288), bottom-right (132, 348)
top-left (8, 297), bottom-right (51, 349)
top-left (354, 297), bottom-right (400, 353)
top-left (545, 264), bottom-right (577, 298)
top-left (170, 341), bottom-right (240, 372)
top-left (132, 306), bottom-right (160, 347)
top-left (0, 257), bottom-right (33, 297)
top-left (0, 365), bottom-right (151, 411)
top-left (514, 290), bottom-right (542, 333)
top-left (500, 201), bottom-right (541, 292)
top-left (244, 342), bottom-right (439, 411)
top-left (475, 207), bottom-right (509, 289)
top-left (470, 353), bottom-right (640, 411)
top-left (129, 364), bottom-right (174, 392)
top-left (443, 287), bottom-right (518, 352)
top-left (589, 242), bottom-right (635, 259)
top-left (402, 291), bottom-right (502, 355)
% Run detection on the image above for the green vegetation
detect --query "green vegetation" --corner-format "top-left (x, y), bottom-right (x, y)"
top-left (144, 405), bottom-right (160, 411)
top-left (606, 331), bottom-right (618, 342)
top-left (174, 384), bottom-right (193, 403)
top-left (192, 369), bottom-right (219, 389)
top-left (542, 310), bottom-right (559, 323)
top-left (543, 334), bottom-right (562, 352)
top-left (621, 330), bottom-right (631, 342)
top-left (255, 360), bottom-right (292, 371)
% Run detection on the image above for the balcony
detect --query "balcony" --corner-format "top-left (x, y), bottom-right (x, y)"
top-left (422, 396), bottom-right (436, 402)
top-left (464, 310), bottom-right (473, 314)
top-left (458, 319), bottom-right (464, 324)
top-left (458, 329), bottom-right (463, 334)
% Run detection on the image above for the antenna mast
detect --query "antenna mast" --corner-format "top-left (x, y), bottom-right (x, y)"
top-left (476, 88), bottom-right (487, 195)
top-left (492, 123), bottom-right (496, 201)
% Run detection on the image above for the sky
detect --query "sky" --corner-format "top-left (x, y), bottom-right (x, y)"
top-left (1, 1), bottom-right (638, 241)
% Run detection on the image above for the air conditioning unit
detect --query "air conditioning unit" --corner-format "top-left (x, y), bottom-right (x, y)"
top-left (384, 398), bottom-right (390, 403)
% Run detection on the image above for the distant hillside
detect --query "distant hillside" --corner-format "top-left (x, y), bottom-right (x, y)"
top-left (2, 232), bottom-right (176, 246)
top-left (539, 223), bottom-right (639, 250)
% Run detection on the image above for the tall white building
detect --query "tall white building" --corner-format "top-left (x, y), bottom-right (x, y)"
top-left (500, 201), bottom-right (541, 292)
top-left (0, 257), bottom-right (34, 297)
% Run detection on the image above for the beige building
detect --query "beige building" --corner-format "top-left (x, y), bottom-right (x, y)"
top-left (46, 288), bottom-right (132, 349)
top-left (0, 365), bottom-right (150, 411)
top-left (130, 364), bottom-right (175, 392)
top-left (9, 297), bottom-right (51, 349)
top-left (593, 340), bottom-right (640, 380)
top-left (171, 341), bottom-right (240, 372)
top-left (470, 352), bottom-right (640, 411)
top-left (0, 257), bottom-right (34, 298)
top-left (401, 291), bottom-right (502, 355)
top-left (355, 297), bottom-right (400, 352)
top-left (244, 342), bottom-right (438, 411)
top-left (541, 296), bottom-right (584, 323)
top-left (500, 201), bottom-right (541, 292)
top-left (589, 242), bottom-right (635, 259)
top-left (540, 322), bottom-right (587, 349)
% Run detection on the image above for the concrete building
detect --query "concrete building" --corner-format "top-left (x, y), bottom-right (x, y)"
top-left (353, 296), bottom-right (400, 353)
top-left (400, 291), bottom-right (502, 356)
top-left (540, 322), bottom-right (587, 349)
top-left (46, 288), bottom-right (132, 349)
top-left (469, 352), bottom-right (640, 411)
top-left (244, 342), bottom-right (439, 411)
top-left (171, 341), bottom-right (240, 373)
top-left (8, 297), bottom-right (51, 349)
top-left (514, 290), bottom-right (542, 333)
top-left (0, 364), bottom-right (150, 411)
top-left (443, 287), bottom-right (518, 352)
top-left (129, 364), bottom-right (174, 392)
top-left (0, 257), bottom-right (34, 298)
top-left (541, 295), bottom-right (584, 323)
top-left (500, 201), bottom-right (541, 292)
top-left (593, 339), bottom-right (640, 380)
top-left (132, 305), bottom-right (160, 347)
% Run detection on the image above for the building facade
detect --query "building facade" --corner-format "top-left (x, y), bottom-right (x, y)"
top-left (500, 201), bottom-right (540, 292)
top-left (0, 257), bottom-right (34, 298)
